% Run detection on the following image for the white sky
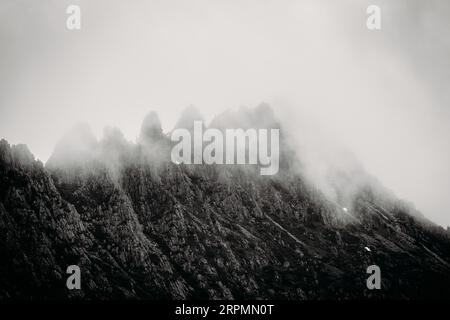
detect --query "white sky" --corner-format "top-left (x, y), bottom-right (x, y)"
top-left (1, 0), bottom-right (449, 227)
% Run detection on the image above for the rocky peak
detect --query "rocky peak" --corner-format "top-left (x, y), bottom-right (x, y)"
top-left (2, 108), bottom-right (450, 300)
top-left (138, 111), bottom-right (163, 144)
top-left (46, 123), bottom-right (98, 169)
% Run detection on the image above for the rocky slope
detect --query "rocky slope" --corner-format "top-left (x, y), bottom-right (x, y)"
top-left (1, 105), bottom-right (450, 299)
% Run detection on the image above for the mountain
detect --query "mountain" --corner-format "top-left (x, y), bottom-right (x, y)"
top-left (1, 105), bottom-right (450, 299)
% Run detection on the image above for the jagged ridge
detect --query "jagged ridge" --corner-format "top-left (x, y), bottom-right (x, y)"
top-left (1, 105), bottom-right (450, 299)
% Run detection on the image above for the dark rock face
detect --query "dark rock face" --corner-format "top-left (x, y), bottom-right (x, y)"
top-left (1, 108), bottom-right (450, 300)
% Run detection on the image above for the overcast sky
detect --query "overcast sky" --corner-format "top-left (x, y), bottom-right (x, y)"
top-left (1, 0), bottom-right (449, 227)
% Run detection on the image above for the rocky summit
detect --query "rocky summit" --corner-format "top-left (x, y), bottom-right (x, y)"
top-left (1, 106), bottom-right (450, 299)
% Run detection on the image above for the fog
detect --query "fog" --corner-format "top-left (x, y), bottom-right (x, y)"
top-left (0, 0), bottom-right (449, 227)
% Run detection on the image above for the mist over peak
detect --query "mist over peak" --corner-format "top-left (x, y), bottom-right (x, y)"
top-left (46, 123), bottom-right (98, 169)
top-left (100, 126), bottom-right (133, 167)
top-left (174, 105), bottom-right (204, 131)
top-left (138, 111), bottom-right (164, 144)
top-left (209, 103), bottom-right (279, 130)
top-left (25, 102), bottom-right (444, 235)
top-left (102, 126), bottom-right (128, 147)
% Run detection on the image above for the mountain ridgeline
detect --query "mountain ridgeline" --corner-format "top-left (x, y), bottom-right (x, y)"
top-left (1, 104), bottom-right (450, 299)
